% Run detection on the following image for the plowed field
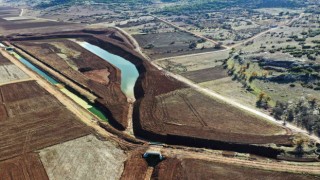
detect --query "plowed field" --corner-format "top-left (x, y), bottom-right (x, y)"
top-left (152, 158), bottom-right (320, 180)
top-left (0, 153), bottom-right (49, 180)
top-left (0, 81), bottom-right (90, 161)
top-left (136, 63), bottom-right (292, 146)
top-left (14, 40), bottom-right (129, 129)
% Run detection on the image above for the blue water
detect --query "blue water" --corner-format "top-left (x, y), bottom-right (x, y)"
top-left (78, 42), bottom-right (139, 99)
top-left (6, 49), bottom-right (108, 121)
top-left (11, 52), bottom-right (59, 85)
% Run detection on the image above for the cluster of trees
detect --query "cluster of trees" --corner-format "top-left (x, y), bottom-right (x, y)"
top-left (161, 0), bottom-right (305, 13)
top-left (272, 98), bottom-right (320, 136)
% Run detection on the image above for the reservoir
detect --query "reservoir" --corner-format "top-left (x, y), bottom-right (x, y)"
top-left (1, 43), bottom-right (108, 121)
top-left (77, 41), bottom-right (139, 99)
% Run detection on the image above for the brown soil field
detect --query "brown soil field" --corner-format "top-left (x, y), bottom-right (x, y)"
top-left (1, 80), bottom-right (48, 102)
top-left (0, 153), bottom-right (49, 180)
top-left (0, 53), bottom-right (10, 65)
top-left (152, 158), bottom-right (320, 180)
top-left (13, 39), bottom-right (129, 129)
top-left (0, 104), bottom-right (7, 121)
top-left (83, 69), bottom-right (110, 84)
top-left (133, 32), bottom-right (219, 60)
top-left (120, 148), bottom-right (149, 180)
top-left (0, 81), bottom-right (91, 161)
top-left (1, 21), bottom-right (72, 30)
top-left (6, 29), bottom-right (294, 154)
top-left (180, 65), bottom-right (228, 83)
top-left (133, 60), bottom-right (292, 151)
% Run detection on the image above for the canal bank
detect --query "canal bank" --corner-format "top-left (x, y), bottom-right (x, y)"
top-left (0, 42), bottom-right (108, 121)
top-left (75, 40), bottom-right (139, 101)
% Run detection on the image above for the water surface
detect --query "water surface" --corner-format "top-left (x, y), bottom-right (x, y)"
top-left (77, 41), bottom-right (139, 99)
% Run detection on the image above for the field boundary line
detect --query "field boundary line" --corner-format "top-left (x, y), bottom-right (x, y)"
top-left (0, 78), bottom-right (34, 87)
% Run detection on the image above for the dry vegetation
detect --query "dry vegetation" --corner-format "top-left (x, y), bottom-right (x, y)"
top-left (40, 135), bottom-right (127, 180)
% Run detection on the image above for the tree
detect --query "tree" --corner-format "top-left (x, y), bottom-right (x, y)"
top-left (214, 42), bottom-right (223, 49)
top-left (249, 72), bottom-right (258, 82)
top-left (256, 92), bottom-right (270, 109)
top-left (189, 42), bottom-right (197, 49)
top-left (293, 135), bottom-right (309, 158)
top-left (273, 106), bottom-right (284, 120)
top-left (286, 109), bottom-right (294, 122)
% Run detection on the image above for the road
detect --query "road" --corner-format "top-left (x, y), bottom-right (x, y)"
top-left (153, 16), bottom-right (230, 49)
top-left (120, 25), bottom-right (320, 144)
top-left (230, 13), bottom-right (305, 49)
top-left (149, 13), bottom-right (305, 63)
top-left (0, 78), bottom-right (34, 86)
top-left (0, 48), bottom-right (129, 145)
top-left (155, 13), bottom-right (304, 52)
top-left (161, 148), bottom-right (320, 175)
top-left (154, 47), bottom-right (230, 62)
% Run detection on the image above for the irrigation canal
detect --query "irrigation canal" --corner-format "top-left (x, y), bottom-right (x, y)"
top-left (0, 42), bottom-right (108, 121)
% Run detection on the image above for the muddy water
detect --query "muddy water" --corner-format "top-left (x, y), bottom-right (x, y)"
top-left (2, 45), bottom-right (108, 121)
top-left (77, 41), bottom-right (139, 99)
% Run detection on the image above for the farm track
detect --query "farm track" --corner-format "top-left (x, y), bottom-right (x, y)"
top-left (0, 27), bottom-right (318, 178)
top-left (0, 78), bottom-right (33, 86)
top-left (153, 16), bottom-right (229, 49)
top-left (121, 26), bottom-right (319, 143)
top-left (162, 148), bottom-right (320, 175)
top-left (178, 92), bottom-right (207, 127)
top-left (0, 47), bottom-right (141, 154)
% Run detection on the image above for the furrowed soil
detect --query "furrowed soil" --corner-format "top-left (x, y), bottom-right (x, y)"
top-left (0, 153), bottom-right (49, 180)
top-left (152, 158), bottom-right (320, 180)
top-left (0, 53), bottom-right (10, 65)
top-left (0, 8), bottom-right (84, 36)
top-left (7, 28), bottom-right (294, 154)
top-left (180, 65), bottom-right (228, 83)
top-left (0, 81), bottom-right (91, 161)
top-left (135, 62), bottom-right (292, 148)
top-left (120, 148), bottom-right (149, 180)
top-left (13, 39), bottom-right (129, 129)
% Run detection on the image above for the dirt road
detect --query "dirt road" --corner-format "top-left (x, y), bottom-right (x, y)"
top-left (162, 148), bottom-right (320, 175)
top-left (230, 13), bottom-right (304, 49)
top-left (161, 68), bottom-right (320, 143)
top-left (153, 16), bottom-right (229, 49)
top-left (154, 47), bottom-right (230, 61)
top-left (0, 48), bottom-right (128, 144)
top-left (120, 26), bottom-right (320, 144)
top-left (0, 78), bottom-right (33, 86)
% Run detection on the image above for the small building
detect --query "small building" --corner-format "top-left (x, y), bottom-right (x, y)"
top-left (143, 150), bottom-right (164, 160)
